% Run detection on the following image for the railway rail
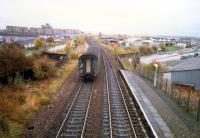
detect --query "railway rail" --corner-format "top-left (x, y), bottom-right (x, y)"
top-left (101, 48), bottom-right (154, 138)
top-left (55, 43), bottom-right (155, 138)
top-left (56, 82), bottom-right (94, 138)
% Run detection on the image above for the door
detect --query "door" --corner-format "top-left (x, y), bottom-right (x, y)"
top-left (86, 59), bottom-right (91, 73)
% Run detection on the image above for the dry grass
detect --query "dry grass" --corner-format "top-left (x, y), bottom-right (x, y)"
top-left (120, 59), bottom-right (135, 71)
top-left (0, 60), bottom-right (77, 138)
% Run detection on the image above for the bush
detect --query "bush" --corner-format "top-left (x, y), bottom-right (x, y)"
top-left (13, 74), bottom-right (25, 89)
top-left (40, 95), bottom-right (50, 105)
top-left (18, 95), bottom-right (26, 105)
top-left (139, 45), bottom-right (157, 56)
top-left (34, 37), bottom-right (43, 48)
top-left (69, 52), bottom-right (78, 59)
top-left (33, 59), bottom-right (56, 80)
top-left (32, 50), bottom-right (41, 58)
top-left (0, 43), bottom-right (34, 77)
top-left (6, 73), bottom-right (25, 89)
top-left (74, 36), bottom-right (85, 46)
top-left (0, 117), bottom-right (9, 132)
top-left (112, 44), bottom-right (127, 55)
top-left (142, 62), bottom-right (162, 73)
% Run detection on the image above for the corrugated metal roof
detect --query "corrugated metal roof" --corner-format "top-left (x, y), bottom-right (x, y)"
top-left (165, 57), bottom-right (200, 72)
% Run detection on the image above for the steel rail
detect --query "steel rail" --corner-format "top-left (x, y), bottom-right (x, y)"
top-left (56, 81), bottom-right (94, 138)
top-left (102, 48), bottom-right (138, 138)
top-left (80, 81), bottom-right (95, 138)
top-left (55, 82), bottom-right (83, 138)
top-left (101, 50), bottom-right (113, 138)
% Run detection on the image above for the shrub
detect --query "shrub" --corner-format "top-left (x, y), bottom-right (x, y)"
top-left (33, 59), bottom-right (56, 80)
top-left (32, 50), bottom-right (41, 58)
top-left (40, 95), bottom-right (50, 105)
top-left (13, 73), bottom-right (25, 89)
top-left (112, 44), bottom-right (127, 55)
top-left (69, 52), bottom-right (78, 59)
top-left (34, 37), bottom-right (43, 48)
top-left (142, 62), bottom-right (162, 73)
top-left (65, 41), bottom-right (74, 55)
top-left (0, 43), bottom-right (33, 77)
top-left (74, 36), bottom-right (85, 46)
top-left (139, 45), bottom-right (157, 56)
top-left (0, 117), bottom-right (9, 132)
top-left (18, 95), bottom-right (26, 105)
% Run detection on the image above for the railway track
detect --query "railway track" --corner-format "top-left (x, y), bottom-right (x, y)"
top-left (56, 82), bottom-right (94, 138)
top-left (101, 48), bottom-right (154, 138)
top-left (55, 44), bottom-right (154, 138)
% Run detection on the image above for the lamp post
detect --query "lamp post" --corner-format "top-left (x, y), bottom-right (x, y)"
top-left (154, 63), bottom-right (158, 87)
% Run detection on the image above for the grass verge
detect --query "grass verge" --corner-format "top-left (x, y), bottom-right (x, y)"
top-left (0, 60), bottom-right (77, 138)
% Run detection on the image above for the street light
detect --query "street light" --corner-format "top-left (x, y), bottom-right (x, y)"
top-left (154, 63), bottom-right (158, 87)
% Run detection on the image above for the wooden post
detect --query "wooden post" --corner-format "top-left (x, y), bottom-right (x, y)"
top-left (186, 90), bottom-right (192, 112)
top-left (146, 69), bottom-right (148, 79)
top-left (171, 84), bottom-right (174, 98)
top-left (178, 87), bottom-right (182, 105)
top-left (197, 98), bottom-right (200, 121)
top-left (165, 79), bottom-right (168, 94)
top-left (139, 65), bottom-right (141, 76)
top-left (156, 74), bottom-right (159, 88)
top-left (160, 74), bottom-right (163, 90)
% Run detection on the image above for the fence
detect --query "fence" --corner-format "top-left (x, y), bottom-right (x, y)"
top-left (42, 51), bottom-right (68, 67)
top-left (137, 66), bottom-right (200, 121)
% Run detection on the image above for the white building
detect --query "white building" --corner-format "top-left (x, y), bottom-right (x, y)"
top-left (29, 27), bottom-right (43, 34)
top-left (176, 43), bottom-right (187, 48)
top-left (6, 26), bottom-right (29, 33)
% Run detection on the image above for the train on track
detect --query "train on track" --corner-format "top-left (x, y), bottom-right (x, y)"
top-left (79, 40), bottom-right (100, 81)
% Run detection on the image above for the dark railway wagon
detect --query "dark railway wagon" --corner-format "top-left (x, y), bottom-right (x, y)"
top-left (79, 46), bottom-right (100, 81)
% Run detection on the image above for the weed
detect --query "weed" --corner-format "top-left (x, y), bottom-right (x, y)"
top-left (69, 52), bottom-right (78, 59)
top-left (13, 74), bottom-right (26, 89)
top-left (0, 117), bottom-right (9, 132)
top-left (18, 95), bottom-right (26, 105)
top-left (40, 95), bottom-right (50, 106)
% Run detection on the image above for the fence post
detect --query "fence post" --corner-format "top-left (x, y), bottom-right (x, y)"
top-left (178, 87), bottom-right (182, 105)
top-left (160, 74), bottom-right (163, 90)
top-left (145, 69), bottom-right (148, 79)
top-left (197, 98), bottom-right (200, 121)
top-left (165, 79), bottom-right (168, 94)
top-left (171, 84), bottom-right (174, 98)
top-left (156, 74), bottom-right (159, 88)
top-left (138, 66), bottom-right (141, 75)
top-left (186, 90), bottom-right (192, 112)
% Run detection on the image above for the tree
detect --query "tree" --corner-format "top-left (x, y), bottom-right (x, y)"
top-left (74, 36), bottom-right (85, 46)
top-left (139, 45), bottom-right (157, 56)
top-left (34, 37), bottom-right (43, 48)
top-left (65, 41), bottom-right (74, 54)
top-left (46, 37), bottom-right (54, 43)
top-left (160, 43), bottom-right (166, 52)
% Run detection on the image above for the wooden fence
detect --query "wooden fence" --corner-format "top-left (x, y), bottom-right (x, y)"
top-left (138, 67), bottom-right (200, 121)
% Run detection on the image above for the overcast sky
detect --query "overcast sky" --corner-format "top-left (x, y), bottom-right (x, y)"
top-left (1, 0), bottom-right (200, 36)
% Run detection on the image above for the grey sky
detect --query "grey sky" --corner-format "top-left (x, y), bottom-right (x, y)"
top-left (1, 0), bottom-right (200, 36)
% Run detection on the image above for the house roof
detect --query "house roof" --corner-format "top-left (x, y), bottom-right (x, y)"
top-left (164, 56), bottom-right (200, 72)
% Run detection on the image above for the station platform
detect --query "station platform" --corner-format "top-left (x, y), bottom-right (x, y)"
top-left (120, 70), bottom-right (173, 138)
